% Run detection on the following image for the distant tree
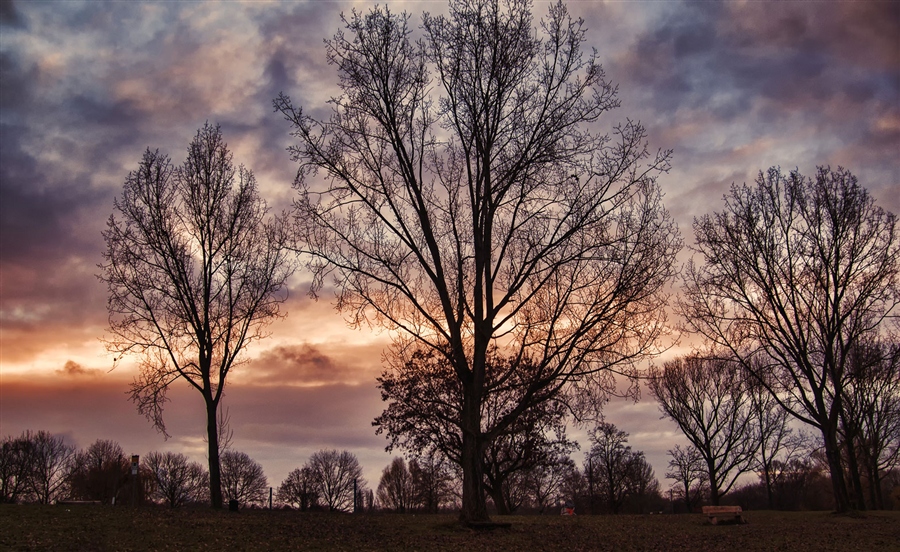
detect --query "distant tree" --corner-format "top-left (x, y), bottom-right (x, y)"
top-left (220, 450), bottom-right (268, 507)
top-left (276, 0), bottom-right (680, 524)
top-left (68, 439), bottom-right (129, 504)
top-left (521, 453), bottom-right (577, 514)
top-left (745, 366), bottom-right (809, 510)
top-left (25, 431), bottom-right (75, 504)
top-left (308, 450), bottom-right (364, 513)
top-left (277, 466), bottom-right (320, 511)
top-left (679, 166), bottom-right (899, 512)
top-left (145, 451), bottom-right (209, 508)
top-left (624, 452), bottom-right (660, 514)
top-left (665, 445), bottom-right (706, 513)
top-left (0, 433), bottom-right (33, 503)
top-left (649, 354), bottom-right (758, 505)
top-left (377, 457), bottom-right (414, 512)
top-left (584, 423), bottom-right (651, 514)
top-left (843, 339), bottom-right (900, 509)
top-left (408, 453), bottom-right (454, 513)
top-left (100, 123), bottom-right (295, 509)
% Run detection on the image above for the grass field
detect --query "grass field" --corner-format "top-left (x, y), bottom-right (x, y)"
top-left (2, 505), bottom-right (899, 551)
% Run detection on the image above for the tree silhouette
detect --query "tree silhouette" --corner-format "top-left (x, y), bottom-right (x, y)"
top-left (679, 166), bottom-right (899, 512)
top-left (220, 450), bottom-right (268, 507)
top-left (665, 445), bottom-right (706, 513)
top-left (649, 354), bottom-right (759, 505)
top-left (100, 123), bottom-right (295, 508)
top-left (584, 422), bottom-right (647, 514)
top-left (277, 466), bottom-right (320, 511)
top-left (145, 451), bottom-right (209, 508)
top-left (276, 0), bottom-right (679, 523)
top-left (307, 449), bottom-right (364, 513)
top-left (377, 457), bottom-right (414, 512)
top-left (67, 439), bottom-right (130, 504)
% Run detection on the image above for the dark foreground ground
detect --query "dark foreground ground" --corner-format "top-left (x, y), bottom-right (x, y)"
top-left (1, 505), bottom-right (899, 552)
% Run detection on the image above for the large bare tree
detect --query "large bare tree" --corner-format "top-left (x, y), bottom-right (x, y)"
top-left (100, 123), bottom-right (295, 508)
top-left (679, 166), bottom-right (899, 512)
top-left (276, 0), bottom-right (679, 523)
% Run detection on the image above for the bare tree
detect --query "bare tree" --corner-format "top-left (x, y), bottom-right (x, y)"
top-left (665, 444), bottom-right (706, 513)
top-left (0, 433), bottom-right (33, 503)
top-left (624, 452), bottom-right (660, 514)
top-left (649, 354), bottom-right (759, 505)
top-left (843, 338), bottom-right (900, 509)
top-left (584, 422), bottom-right (647, 514)
top-left (276, 0), bottom-right (680, 523)
top-left (220, 450), bottom-right (268, 507)
top-left (679, 166), bottom-right (899, 512)
top-left (746, 368), bottom-right (810, 509)
top-left (521, 453), bottom-right (576, 514)
top-left (25, 431), bottom-right (75, 504)
top-left (145, 451), bottom-right (209, 508)
top-left (308, 449), bottom-right (364, 513)
top-left (277, 466), bottom-right (320, 511)
top-left (409, 453), bottom-right (454, 513)
top-left (100, 123), bottom-right (295, 508)
top-left (377, 457), bottom-right (414, 512)
top-left (67, 439), bottom-right (130, 504)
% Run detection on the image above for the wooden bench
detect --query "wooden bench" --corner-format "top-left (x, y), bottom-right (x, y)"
top-left (702, 505), bottom-right (745, 525)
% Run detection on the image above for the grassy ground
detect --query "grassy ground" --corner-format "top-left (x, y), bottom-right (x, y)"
top-left (1, 505), bottom-right (899, 552)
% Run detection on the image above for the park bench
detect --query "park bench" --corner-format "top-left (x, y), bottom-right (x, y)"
top-left (702, 505), bottom-right (745, 525)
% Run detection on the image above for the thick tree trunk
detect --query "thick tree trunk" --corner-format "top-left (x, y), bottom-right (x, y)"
top-left (459, 391), bottom-right (489, 524)
top-left (708, 463), bottom-right (721, 506)
top-left (822, 429), bottom-right (851, 512)
top-left (206, 400), bottom-right (223, 509)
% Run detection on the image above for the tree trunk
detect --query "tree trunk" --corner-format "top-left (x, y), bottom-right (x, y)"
top-left (708, 462), bottom-right (721, 506)
top-left (764, 465), bottom-right (775, 509)
top-left (488, 484), bottom-right (510, 515)
top-left (459, 390), bottom-right (489, 524)
top-left (822, 429), bottom-right (851, 512)
top-left (206, 400), bottom-right (223, 509)
top-left (843, 436), bottom-right (866, 510)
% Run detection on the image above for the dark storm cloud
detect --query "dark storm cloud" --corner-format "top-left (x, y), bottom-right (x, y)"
top-left (0, 0), bottom-right (23, 28)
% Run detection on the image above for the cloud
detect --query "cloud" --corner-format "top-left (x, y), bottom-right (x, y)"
top-left (56, 360), bottom-right (101, 378)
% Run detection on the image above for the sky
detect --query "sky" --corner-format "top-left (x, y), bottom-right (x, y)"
top-left (1, 0), bottom-right (898, 495)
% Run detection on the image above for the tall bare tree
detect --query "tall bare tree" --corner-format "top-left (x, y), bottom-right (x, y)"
top-left (276, 0), bottom-right (679, 522)
top-left (679, 166), bottom-right (899, 512)
top-left (100, 123), bottom-right (295, 508)
top-left (649, 354), bottom-right (759, 505)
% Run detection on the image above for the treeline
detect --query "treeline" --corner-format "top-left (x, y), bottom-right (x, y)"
top-left (9, 425), bottom-right (894, 513)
